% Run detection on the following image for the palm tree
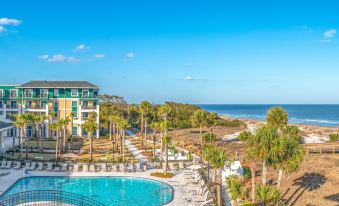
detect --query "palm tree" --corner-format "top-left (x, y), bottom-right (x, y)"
top-left (49, 122), bottom-right (59, 161)
top-left (81, 112), bottom-right (98, 162)
top-left (60, 116), bottom-right (71, 152)
top-left (205, 145), bottom-right (227, 206)
top-left (270, 128), bottom-right (304, 188)
top-left (12, 114), bottom-right (28, 159)
top-left (207, 112), bottom-right (218, 133)
top-left (48, 111), bottom-right (56, 138)
top-left (162, 134), bottom-right (171, 173)
top-left (117, 117), bottom-right (129, 163)
top-left (157, 104), bottom-right (171, 135)
top-left (150, 121), bottom-right (161, 159)
top-left (159, 120), bottom-right (169, 167)
top-left (140, 101), bottom-right (152, 150)
top-left (266, 107), bottom-right (288, 130)
top-left (248, 126), bottom-right (279, 186)
top-left (191, 110), bottom-right (208, 145)
top-left (256, 184), bottom-right (281, 206)
top-left (37, 114), bottom-right (47, 152)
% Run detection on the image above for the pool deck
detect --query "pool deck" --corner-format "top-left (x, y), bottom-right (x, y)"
top-left (0, 168), bottom-right (195, 206)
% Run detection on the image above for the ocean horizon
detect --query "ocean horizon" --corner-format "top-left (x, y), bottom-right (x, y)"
top-left (198, 104), bottom-right (339, 127)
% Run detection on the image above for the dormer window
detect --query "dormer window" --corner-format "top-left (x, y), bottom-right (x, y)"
top-left (10, 89), bottom-right (18, 98)
top-left (71, 89), bottom-right (78, 97)
top-left (25, 89), bottom-right (33, 98)
top-left (40, 89), bottom-right (48, 98)
top-left (82, 90), bottom-right (89, 97)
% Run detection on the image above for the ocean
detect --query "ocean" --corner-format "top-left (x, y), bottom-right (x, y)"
top-left (198, 104), bottom-right (339, 127)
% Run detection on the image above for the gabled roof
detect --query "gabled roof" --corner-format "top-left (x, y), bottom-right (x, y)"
top-left (18, 81), bottom-right (99, 89)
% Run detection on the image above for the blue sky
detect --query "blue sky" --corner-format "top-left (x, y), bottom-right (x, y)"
top-left (1, 0), bottom-right (339, 104)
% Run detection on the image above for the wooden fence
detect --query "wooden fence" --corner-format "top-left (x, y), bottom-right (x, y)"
top-left (303, 143), bottom-right (339, 155)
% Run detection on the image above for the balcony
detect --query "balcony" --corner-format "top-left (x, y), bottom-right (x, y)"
top-left (81, 116), bottom-right (89, 121)
top-left (25, 105), bottom-right (47, 110)
top-left (81, 105), bottom-right (97, 110)
top-left (6, 105), bottom-right (18, 109)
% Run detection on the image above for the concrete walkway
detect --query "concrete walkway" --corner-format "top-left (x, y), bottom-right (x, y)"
top-left (125, 130), bottom-right (147, 162)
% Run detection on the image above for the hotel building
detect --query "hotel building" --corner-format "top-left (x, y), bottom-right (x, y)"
top-left (0, 81), bottom-right (100, 140)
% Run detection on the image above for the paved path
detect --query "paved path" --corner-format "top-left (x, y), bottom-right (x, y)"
top-left (125, 130), bottom-right (147, 162)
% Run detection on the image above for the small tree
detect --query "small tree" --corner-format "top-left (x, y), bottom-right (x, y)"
top-left (226, 175), bottom-right (243, 206)
top-left (162, 134), bottom-right (172, 173)
top-left (256, 184), bottom-right (281, 206)
top-left (329, 133), bottom-right (339, 142)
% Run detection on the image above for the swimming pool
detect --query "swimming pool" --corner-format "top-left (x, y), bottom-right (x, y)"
top-left (1, 176), bottom-right (174, 206)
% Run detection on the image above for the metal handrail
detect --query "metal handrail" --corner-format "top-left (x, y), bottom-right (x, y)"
top-left (0, 190), bottom-right (105, 206)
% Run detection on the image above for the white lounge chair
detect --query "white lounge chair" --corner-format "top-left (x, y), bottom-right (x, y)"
top-left (36, 162), bottom-right (43, 171)
top-left (89, 164), bottom-right (96, 172)
top-left (82, 164), bottom-right (89, 172)
top-left (60, 163), bottom-right (68, 172)
top-left (4, 161), bottom-right (13, 169)
top-left (28, 162), bottom-right (37, 171)
top-left (101, 163), bottom-right (107, 172)
top-left (112, 164), bottom-right (118, 172)
top-left (13, 161), bottom-right (22, 170)
top-left (54, 164), bottom-right (61, 171)
top-left (0, 160), bottom-right (7, 169)
top-left (200, 199), bottom-right (213, 206)
top-left (46, 162), bottom-right (53, 171)
top-left (73, 163), bottom-right (80, 172)
top-left (119, 163), bottom-right (125, 172)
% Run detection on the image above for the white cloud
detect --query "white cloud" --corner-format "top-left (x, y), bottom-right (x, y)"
top-left (320, 39), bottom-right (331, 43)
top-left (126, 52), bottom-right (136, 59)
top-left (38, 54), bottom-right (49, 59)
top-left (74, 44), bottom-right (89, 52)
top-left (324, 29), bottom-right (336, 39)
top-left (184, 76), bottom-right (194, 80)
top-left (48, 54), bottom-right (67, 62)
top-left (0, 18), bottom-right (21, 26)
top-left (0, 26), bottom-right (5, 33)
top-left (94, 54), bottom-right (105, 58)
top-left (67, 57), bottom-right (80, 63)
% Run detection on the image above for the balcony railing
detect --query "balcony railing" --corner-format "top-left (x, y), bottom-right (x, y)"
top-left (0, 190), bottom-right (105, 206)
top-left (5, 105), bottom-right (18, 109)
top-left (81, 117), bottom-right (89, 121)
top-left (81, 105), bottom-right (97, 110)
top-left (26, 105), bottom-right (47, 110)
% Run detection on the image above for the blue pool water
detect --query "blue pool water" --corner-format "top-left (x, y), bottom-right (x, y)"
top-left (198, 104), bottom-right (339, 127)
top-left (1, 176), bottom-right (173, 206)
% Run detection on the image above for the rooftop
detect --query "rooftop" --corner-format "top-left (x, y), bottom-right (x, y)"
top-left (18, 81), bottom-right (99, 89)
top-left (0, 122), bottom-right (13, 131)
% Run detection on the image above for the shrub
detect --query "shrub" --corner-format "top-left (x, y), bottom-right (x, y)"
top-left (226, 175), bottom-right (243, 204)
top-left (329, 133), bottom-right (339, 142)
top-left (150, 172), bottom-right (174, 178)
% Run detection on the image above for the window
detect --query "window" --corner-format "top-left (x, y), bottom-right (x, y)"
top-left (25, 89), bottom-right (33, 98)
top-left (0, 89), bottom-right (3, 97)
top-left (54, 89), bottom-right (59, 97)
top-left (10, 89), bottom-right (18, 98)
top-left (6, 111), bottom-right (18, 119)
top-left (82, 112), bottom-right (89, 120)
top-left (71, 89), bottom-right (78, 97)
top-left (72, 101), bottom-right (77, 107)
top-left (93, 90), bottom-right (98, 97)
top-left (53, 100), bottom-right (59, 107)
top-left (82, 90), bottom-right (89, 97)
top-left (41, 101), bottom-right (47, 108)
top-left (72, 126), bottom-right (78, 135)
top-left (40, 89), bottom-right (48, 98)
top-left (10, 101), bottom-right (17, 108)
top-left (0, 100), bottom-right (3, 108)
top-left (0, 111), bottom-right (3, 116)
top-left (83, 101), bottom-right (88, 107)
top-left (26, 101), bottom-right (32, 108)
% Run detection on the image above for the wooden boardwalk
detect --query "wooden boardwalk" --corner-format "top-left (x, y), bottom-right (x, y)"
top-left (303, 143), bottom-right (339, 155)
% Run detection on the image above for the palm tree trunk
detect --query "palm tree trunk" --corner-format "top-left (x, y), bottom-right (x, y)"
top-left (140, 114), bottom-right (144, 149)
top-left (163, 143), bottom-right (168, 173)
top-left (160, 133), bottom-right (163, 167)
top-left (19, 128), bottom-right (23, 159)
top-left (123, 130), bottom-right (125, 163)
top-left (89, 134), bottom-right (93, 162)
top-left (144, 121), bottom-right (147, 152)
top-left (262, 160), bottom-right (267, 185)
top-left (35, 125), bottom-right (39, 151)
top-left (55, 130), bottom-right (59, 161)
top-left (152, 131), bottom-right (156, 159)
top-left (109, 121), bottom-right (112, 140)
top-left (251, 165), bottom-right (256, 202)
top-left (41, 124), bottom-right (44, 153)
top-left (63, 127), bottom-right (66, 152)
top-left (277, 168), bottom-right (283, 188)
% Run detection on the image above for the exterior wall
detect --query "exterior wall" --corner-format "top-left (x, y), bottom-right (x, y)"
top-left (0, 84), bottom-right (100, 139)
